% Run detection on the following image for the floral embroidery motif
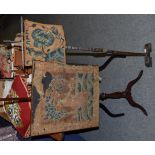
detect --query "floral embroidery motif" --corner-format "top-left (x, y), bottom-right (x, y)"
top-left (44, 75), bottom-right (68, 121)
top-left (45, 96), bottom-right (67, 121)
top-left (32, 29), bottom-right (54, 48)
top-left (24, 20), bottom-right (66, 66)
top-left (6, 103), bottom-right (22, 127)
top-left (75, 73), bottom-right (94, 121)
top-left (48, 77), bottom-right (69, 93)
top-left (5, 91), bottom-right (22, 127)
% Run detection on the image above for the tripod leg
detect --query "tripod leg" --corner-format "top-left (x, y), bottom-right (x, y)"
top-left (100, 103), bottom-right (125, 117)
top-left (126, 97), bottom-right (148, 116)
top-left (99, 56), bottom-right (126, 71)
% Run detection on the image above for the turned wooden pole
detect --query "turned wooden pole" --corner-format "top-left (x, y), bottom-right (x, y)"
top-left (0, 97), bottom-right (31, 106)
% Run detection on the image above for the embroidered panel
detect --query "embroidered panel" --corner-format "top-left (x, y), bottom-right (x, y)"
top-left (4, 75), bottom-right (31, 138)
top-left (24, 20), bottom-right (66, 66)
top-left (31, 61), bottom-right (99, 136)
top-left (0, 45), bottom-right (12, 78)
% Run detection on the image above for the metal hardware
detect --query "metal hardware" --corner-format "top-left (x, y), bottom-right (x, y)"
top-left (66, 43), bottom-right (152, 67)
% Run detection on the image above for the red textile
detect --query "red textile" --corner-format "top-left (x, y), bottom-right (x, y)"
top-left (5, 75), bottom-right (31, 138)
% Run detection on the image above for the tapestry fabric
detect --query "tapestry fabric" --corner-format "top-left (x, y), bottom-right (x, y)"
top-left (24, 20), bottom-right (66, 66)
top-left (31, 61), bottom-right (99, 136)
top-left (4, 75), bottom-right (31, 138)
top-left (0, 45), bottom-right (12, 78)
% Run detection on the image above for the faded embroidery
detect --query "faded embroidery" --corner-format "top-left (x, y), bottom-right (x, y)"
top-left (0, 45), bottom-right (12, 78)
top-left (24, 20), bottom-right (66, 66)
top-left (75, 73), bottom-right (94, 121)
top-left (31, 61), bottom-right (99, 136)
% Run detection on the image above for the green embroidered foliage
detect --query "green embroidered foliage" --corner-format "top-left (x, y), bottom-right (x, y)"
top-left (44, 96), bottom-right (67, 121)
top-left (75, 73), bottom-right (94, 121)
